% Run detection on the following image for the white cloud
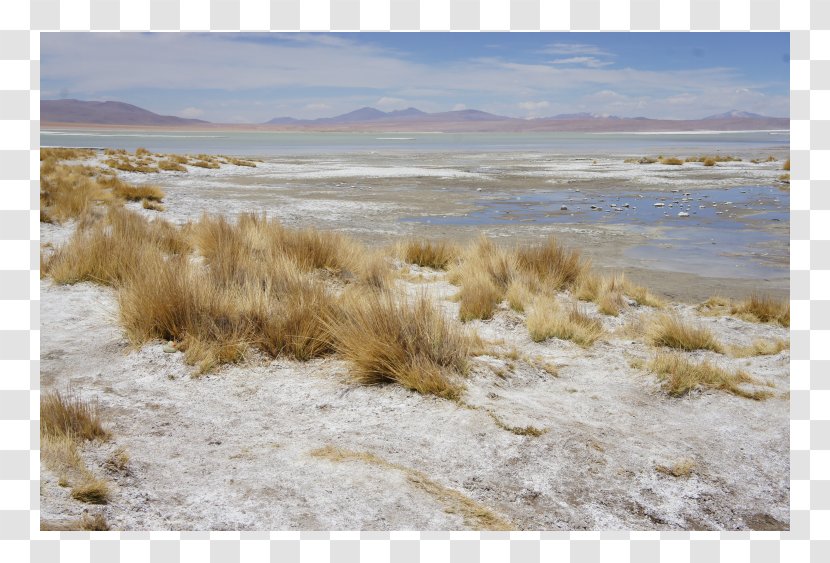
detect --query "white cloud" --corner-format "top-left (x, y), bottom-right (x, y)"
top-left (550, 57), bottom-right (612, 69)
top-left (375, 96), bottom-right (408, 110)
top-left (544, 43), bottom-right (612, 57)
top-left (179, 107), bottom-right (204, 118)
top-left (452, 103), bottom-right (467, 111)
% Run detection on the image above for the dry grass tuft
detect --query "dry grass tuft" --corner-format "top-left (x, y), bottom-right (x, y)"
top-left (645, 313), bottom-right (723, 353)
top-left (158, 159), bottom-right (187, 172)
top-left (505, 281), bottom-right (534, 313)
top-left (515, 236), bottom-right (587, 292)
top-left (112, 183), bottom-right (164, 202)
top-left (660, 157), bottom-right (684, 165)
top-left (40, 162), bottom-right (114, 223)
top-left (458, 271), bottom-right (502, 321)
top-left (142, 199), bottom-right (165, 212)
top-left (487, 411), bottom-right (546, 436)
top-left (41, 148), bottom-right (95, 161)
top-left (226, 157), bottom-right (257, 167)
top-left (648, 352), bottom-right (772, 400)
top-left (730, 294), bottom-right (789, 327)
top-left (527, 298), bottom-right (603, 347)
top-left (135, 147), bottom-right (150, 157)
top-left (402, 239), bottom-right (457, 270)
top-left (703, 157), bottom-right (716, 167)
top-left (327, 291), bottom-right (470, 399)
top-left (783, 159), bottom-right (790, 171)
top-left (44, 207), bottom-right (187, 286)
top-left (41, 391), bottom-right (109, 442)
top-left (656, 459), bottom-right (695, 478)
top-left (191, 159), bottom-right (220, 169)
top-left (728, 338), bottom-right (789, 358)
top-left (70, 479), bottom-right (110, 504)
top-left (42, 512), bottom-right (110, 531)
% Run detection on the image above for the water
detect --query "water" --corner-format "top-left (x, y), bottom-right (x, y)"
top-left (41, 129), bottom-right (789, 157)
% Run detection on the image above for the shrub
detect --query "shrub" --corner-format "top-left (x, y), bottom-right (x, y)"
top-left (527, 298), bottom-right (603, 347)
top-left (402, 239), bottom-right (457, 270)
top-left (730, 294), bottom-right (789, 327)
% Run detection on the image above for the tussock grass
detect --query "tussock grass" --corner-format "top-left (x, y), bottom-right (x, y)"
top-left (226, 157), bottom-right (257, 167)
top-left (41, 512), bottom-right (109, 531)
top-left (40, 162), bottom-right (113, 223)
top-left (458, 271), bottom-right (502, 321)
top-left (703, 157), bottom-right (716, 167)
top-left (142, 199), bottom-right (165, 212)
top-left (327, 291), bottom-right (470, 399)
top-left (41, 148), bottom-right (95, 161)
top-left (158, 160), bottom-right (187, 172)
top-left (45, 208), bottom-right (187, 285)
top-left (505, 281), bottom-right (534, 313)
top-left (731, 294), bottom-right (789, 327)
top-left (41, 390), bottom-right (109, 442)
top-left (135, 147), bottom-right (150, 157)
top-left (191, 160), bottom-right (220, 169)
top-left (686, 155), bottom-right (741, 163)
top-left (527, 297), bottom-right (603, 347)
top-left (648, 352), bottom-right (772, 400)
top-left (169, 154), bottom-right (190, 164)
top-left (645, 313), bottom-right (723, 353)
top-left (783, 159), bottom-right (790, 171)
top-left (728, 338), bottom-right (789, 358)
top-left (41, 391), bottom-right (112, 505)
top-left (515, 236), bottom-right (586, 292)
top-left (112, 183), bottom-right (165, 202)
top-left (70, 479), bottom-right (110, 504)
top-left (660, 157), bottom-right (684, 165)
top-left (402, 239), bottom-right (457, 270)
top-left (656, 459), bottom-right (695, 478)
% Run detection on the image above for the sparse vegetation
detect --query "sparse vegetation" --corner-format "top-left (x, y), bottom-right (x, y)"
top-left (645, 313), bottom-right (723, 353)
top-left (783, 159), bottom-right (790, 171)
top-left (41, 512), bottom-right (109, 531)
top-left (728, 338), bottom-right (789, 358)
top-left (312, 445), bottom-right (512, 530)
top-left (458, 271), bottom-right (502, 321)
top-left (327, 291), bottom-right (470, 399)
top-left (647, 352), bottom-right (772, 399)
top-left (656, 459), bottom-right (695, 478)
top-left (527, 298), bottom-right (603, 347)
top-left (660, 157), bottom-right (684, 165)
top-left (191, 159), bottom-right (220, 169)
top-left (402, 239), bottom-right (457, 270)
top-left (731, 294), bottom-right (789, 327)
top-left (158, 159), bottom-right (187, 172)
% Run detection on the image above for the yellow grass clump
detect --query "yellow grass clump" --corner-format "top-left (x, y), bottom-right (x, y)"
top-left (326, 291), bottom-right (470, 399)
top-left (402, 239), bottom-right (457, 270)
top-left (645, 313), bottom-right (723, 353)
top-left (41, 148), bottom-right (95, 161)
top-left (656, 459), bottom-right (695, 478)
top-left (40, 163), bottom-right (113, 223)
top-left (135, 147), bottom-right (150, 156)
top-left (703, 157), bottom-right (716, 167)
top-left (515, 236), bottom-right (587, 292)
top-left (527, 298), bottom-right (603, 347)
top-left (783, 159), bottom-right (790, 171)
top-left (111, 183), bottom-right (165, 202)
top-left (158, 160), bottom-right (187, 172)
top-left (226, 157), bottom-right (257, 167)
top-left (458, 270), bottom-right (503, 321)
top-left (648, 352), bottom-right (772, 400)
top-left (191, 159), bottom-right (220, 169)
top-left (44, 207), bottom-right (187, 286)
top-left (728, 338), bottom-right (789, 358)
top-left (505, 280), bottom-right (534, 313)
top-left (142, 199), bottom-right (165, 212)
top-left (731, 294), bottom-right (789, 327)
top-left (660, 157), bottom-right (684, 165)
top-left (41, 512), bottom-right (109, 531)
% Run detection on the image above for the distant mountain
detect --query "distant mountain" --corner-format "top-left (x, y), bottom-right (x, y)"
top-left (702, 110), bottom-right (765, 120)
top-left (265, 116), bottom-right (300, 125)
top-left (550, 112), bottom-right (620, 120)
top-left (42, 99), bottom-right (210, 126)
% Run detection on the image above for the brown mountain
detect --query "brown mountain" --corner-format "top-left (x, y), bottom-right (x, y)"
top-left (41, 99), bottom-right (210, 126)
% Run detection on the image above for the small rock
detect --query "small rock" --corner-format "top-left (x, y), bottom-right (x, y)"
top-left (678, 211), bottom-right (689, 217)
top-left (163, 342), bottom-right (177, 353)
top-left (560, 205), bottom-right (568, 210)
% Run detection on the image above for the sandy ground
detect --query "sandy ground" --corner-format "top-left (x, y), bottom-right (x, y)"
top-left (40, 151), bottom-right (790, 531)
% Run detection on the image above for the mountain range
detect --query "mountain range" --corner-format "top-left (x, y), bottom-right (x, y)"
top-left (42, 99), bottom-right (789, 132)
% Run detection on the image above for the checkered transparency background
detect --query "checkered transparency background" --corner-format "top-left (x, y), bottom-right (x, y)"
top-left (0, 0), bottom-right (825, 561)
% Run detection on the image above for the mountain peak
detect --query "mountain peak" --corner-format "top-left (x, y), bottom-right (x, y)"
top-left (703, 110), bottom-right (765, 120)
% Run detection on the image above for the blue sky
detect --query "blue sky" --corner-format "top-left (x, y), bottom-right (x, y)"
top-left (41, 32), bottom-right (789, 123)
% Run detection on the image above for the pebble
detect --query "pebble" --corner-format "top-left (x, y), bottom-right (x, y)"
top-left (163, 342), bottom-right (177, 353)
top-left (678, 212), bottom-right (689, 217)
top-left (560, 205), bottom-right (568, 210)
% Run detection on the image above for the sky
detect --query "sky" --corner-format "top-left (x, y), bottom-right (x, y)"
top-left (41, 32), bottom-right (790, 123)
